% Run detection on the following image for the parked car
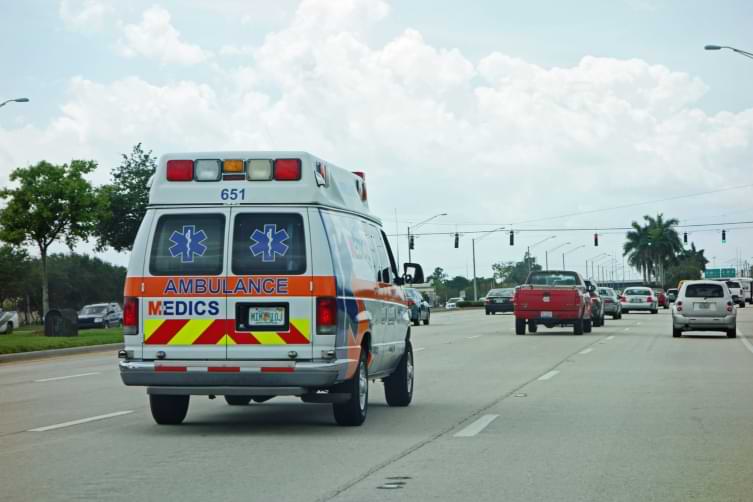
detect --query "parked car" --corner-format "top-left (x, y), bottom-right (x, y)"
top-left (585, 280), bottom-right (605, 327)
top-left (672, 280), bottom-right (737, 338)
top-left (655, 289), bottom-right (669, 309)
top-left (484, 288), bottom-right (515, 314)
top-left (0, 309), bottom-right (19, 334)
top-left (404, 287), bottom-right (430, 326)
top-left (78, 303), bottom-right (123, 329)
top-left (620, 287), bottom-right (658, 314)
top-left (445, 297), bottom-right (462, 310)
top-left (598, 287), bottom-right (622, 319)
top-left (666, 288), bottom-right (679, 303)
top-left (514, 270), bottom-right (593, 335)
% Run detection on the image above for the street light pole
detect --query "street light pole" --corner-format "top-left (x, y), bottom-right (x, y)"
top-left (527, 235), bottom-right (556, 274)
top-left (544, 242), bottom-right (571, 271)
top-left (407, 212), bottom-right (447, 263)
top-left (0, 97), bottom-right (29, 109)
top-left (705, 45), bottom-right (753, 60)
top-left (562, 244), bottom-right (585, 269)
top-left (472, 226), bottom-right (505, 300)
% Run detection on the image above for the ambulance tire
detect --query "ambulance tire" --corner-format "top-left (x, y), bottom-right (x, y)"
top-left (224, 395), bottom-right (252, 406)
top-left (384, 340), bottom-right (414, 407)
top-left (333, 348), bottom-right (368, 426)
top-left (149, 394), bottom-right (189, 425)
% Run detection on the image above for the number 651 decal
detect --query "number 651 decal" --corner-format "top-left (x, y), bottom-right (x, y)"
top-left (221, 188), bottom-right (246, 201)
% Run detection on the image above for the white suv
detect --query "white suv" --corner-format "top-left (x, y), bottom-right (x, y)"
top-left (672, 280), bottom-right (737, 338)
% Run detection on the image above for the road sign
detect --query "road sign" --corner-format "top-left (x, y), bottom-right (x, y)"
top-left (704, 268), bottom-right (721, 278)
top-left (721, 268), bottom-right (736, 278)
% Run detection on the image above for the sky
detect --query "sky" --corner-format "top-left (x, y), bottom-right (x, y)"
top-left (1, 0), bottom-right (752, 283)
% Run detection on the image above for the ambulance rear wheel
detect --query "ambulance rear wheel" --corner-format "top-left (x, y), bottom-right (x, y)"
top-left (224, 395), bottom-right (252, 406)
top-left (384, 341), bottom-right (414, 407)
top-left (149, 394), bottom-right (189, 425)
top-left (333, 348), bottom-right (368, 426)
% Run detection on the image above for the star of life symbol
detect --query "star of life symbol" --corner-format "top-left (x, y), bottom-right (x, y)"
top-left (169, 225), bottom-right (208, 263)
top-left (250, 224), bottom-right (290, 262)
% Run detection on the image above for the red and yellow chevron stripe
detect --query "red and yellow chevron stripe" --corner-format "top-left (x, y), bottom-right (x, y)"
top-left (144, 319), bottom-right (311, 345)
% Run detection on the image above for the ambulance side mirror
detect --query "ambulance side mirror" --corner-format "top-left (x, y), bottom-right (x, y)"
top-left (403, 263), bottom-right (425, 285)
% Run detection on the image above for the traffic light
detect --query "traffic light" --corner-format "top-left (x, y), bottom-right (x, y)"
top-left (509, 231), bottom-right (514, 246)
top-left (722, 230), bottom-right (726, 244)
top-left (454, 233), bottom-right (459, 248)
top-left (683, 232), bottom-right (688, 244)
top-left (594, 233), bottom-right (599, 247)
top-left (409, 235), bottom-right (415, 250)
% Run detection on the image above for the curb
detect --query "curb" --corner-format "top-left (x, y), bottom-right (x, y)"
top-left (0, 343), bottom-right (124, 364)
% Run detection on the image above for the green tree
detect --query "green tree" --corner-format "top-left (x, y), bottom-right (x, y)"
top-left (492, 252), bottom-right (542, 285)
top-left (0, 160), bottom-right (99, 315)
top-left (0, 245), bottom-right (30, 305)
top-left (47, 253), bottom-right (126, 309)
top-left (96, 143), bottom-right (157, 251)
top-left (623, 213), bottom-right (682, 284)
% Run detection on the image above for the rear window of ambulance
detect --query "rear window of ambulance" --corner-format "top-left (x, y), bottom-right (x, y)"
top-left (232, 213), bottom-right (306, 275)
top-left (150, 214), bottom-right (225, 276)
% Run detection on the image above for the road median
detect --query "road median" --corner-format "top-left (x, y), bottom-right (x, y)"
top-left (0, 326), bottom-right (124, 363)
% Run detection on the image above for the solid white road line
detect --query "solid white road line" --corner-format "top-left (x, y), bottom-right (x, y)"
top-left (579, 348), bottom-right (593, 354)
top-left (28, 411), bottom-right (133, 432)
top-left (34, 372), bottom-right (100, 383)
top-left (538, 370), bottom-right (560, 381)
top-left (606, 335), bottom-right (615, 340)
top-left (738, 330), bottom-right (753, 356)
top-left (454, 414), bottom-right (499, 437)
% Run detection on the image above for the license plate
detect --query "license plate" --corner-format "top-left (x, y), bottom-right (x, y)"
top-left (248, 307), bottom-right (286, 326)
top-left (694, 303), bottom-right (711, 310)
top-left (630, 298), bottom-right (642, 303)
top-left (541, 311), bottom-right (553, 319)
top-left (543, 296), bottom-right (550, 303)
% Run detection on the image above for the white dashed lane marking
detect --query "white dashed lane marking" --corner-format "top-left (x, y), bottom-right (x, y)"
top-left (454, 414), bottom-right (499, 437)
top-left (465, 335), bottom-right (482, 339)
top-left (34, 372), bottom-right (100, 383)
top-left (606, 335), bottom-right (615, 340)
top-left (414, 347), bottom-right (426, 352)
top-left (579, 348), bottom-right (593, 354)
top-left (28, 411), bottom-right (134, 432)
top-left (538, 370), bottom-right (560, 381)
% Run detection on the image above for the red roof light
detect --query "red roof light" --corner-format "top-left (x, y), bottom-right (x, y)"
top-left (274, 159), bottom-right (302, 181)
top-left (166, 160), bottom-right (194, 181)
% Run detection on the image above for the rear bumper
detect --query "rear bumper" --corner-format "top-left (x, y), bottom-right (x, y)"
top-left (621, 302), bottom-right (654, 311)
top-left (119, 359), bottom-right (346, 392)
top-left (602, 303), bottom-right (620, 314)
top-left (486, 302), bottom-right (514, 313)
top-left (673, 313), bottom-right (736, 331)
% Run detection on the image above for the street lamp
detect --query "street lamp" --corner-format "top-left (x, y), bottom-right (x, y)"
top-left (562, 244), bottom-right (585, 269)
top-left (472, 226), bottom-right (505, 300)
top-left (527, 235), bottom-right (556, 273)
top-left (0, 97), bottom-right (29, 108)
top-left (587, 252), bottom-right (608, 279)
top-left (407, 213), bottom-right (447, 262)
top-left (545, 242), bottom-right (571, 271)
top-left (705, 45), bottom-right (753, 60)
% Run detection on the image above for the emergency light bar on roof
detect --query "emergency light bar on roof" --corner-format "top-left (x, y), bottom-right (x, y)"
top-left (150, 151), bottom-right (374, 220)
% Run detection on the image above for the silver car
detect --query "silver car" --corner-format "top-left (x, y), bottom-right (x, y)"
top-left (598, 287), bottom-right (622, 319)
top-left (672, 280), bottom-right (736, 338)
top-left (620, 287), bottom-right (658, 314)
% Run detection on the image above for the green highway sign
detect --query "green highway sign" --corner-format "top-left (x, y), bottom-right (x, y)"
top-left (705, 268), bottom-right (720, 278)
top-left (721, 268), bottom-right (736, 278)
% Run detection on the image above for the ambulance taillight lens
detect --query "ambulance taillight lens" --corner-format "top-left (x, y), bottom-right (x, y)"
top-left (223, 159), bottom-right (244, 173)
top-left (274, 159), bottom-right (302, 181)
top-left (317, 297), bottom-right (337, 334)
top-left (247, 159), bottom-right (273, 181)
top-left (195, 159), bottom-right (222, 181)
top-left (166, 160), bottom-right (194, 181)
top-left (123, 297), bottom-right (139, 335)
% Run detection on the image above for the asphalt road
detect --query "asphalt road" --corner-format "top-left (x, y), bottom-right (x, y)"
top-left (2, 307), bottom-right (753, 502)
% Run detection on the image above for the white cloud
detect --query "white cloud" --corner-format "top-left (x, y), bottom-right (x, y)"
top-left (59, 0), bottom-right (112, 31)
top-left (119, 5), bottom-right (211, 65)
top-left (5, 0), bottom-right (753, 271)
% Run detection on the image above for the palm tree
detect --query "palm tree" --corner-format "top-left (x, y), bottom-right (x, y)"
top-left (624, 214), bottom-right (682, 284)
top-left (623, 221), bottom-right (651, 282)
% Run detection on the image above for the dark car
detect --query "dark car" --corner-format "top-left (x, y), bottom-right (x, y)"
top-left (404, 288), bottom-right (430, 326)
top-left (666, 288), bottom-right (678, 303)
top-left (78, 303), bottom-right (123, 329)
top-left (485, 288), bottom-right (515, 314)
top-left (585, 280), bottom-right (605, 327)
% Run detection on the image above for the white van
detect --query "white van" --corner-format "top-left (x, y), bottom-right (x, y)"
top-left (119, 152), bottom-right (424, 426)
top-left (734, 277), bottom-right (752, 304)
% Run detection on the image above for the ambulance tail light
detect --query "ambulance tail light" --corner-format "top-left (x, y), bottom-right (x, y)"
top-left (195, 159), bottom-right (221, 181)
top-left (247, 159), bottom-right (273, 181)
top-left (123, 297), bottom-right (139, 335)
top-left (166, 160), bottom-right (194, 181)
top-left (274, 159), bottom-right (302, 181)
top-left (316, 297), bottom-right (337, 334)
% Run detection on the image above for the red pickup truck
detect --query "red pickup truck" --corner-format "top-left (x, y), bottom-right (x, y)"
top-left (513, 270), bottom-right (593, 335)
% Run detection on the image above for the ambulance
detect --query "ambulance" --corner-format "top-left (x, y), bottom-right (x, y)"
top-left (119, 152), bottom-right (424, 426)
